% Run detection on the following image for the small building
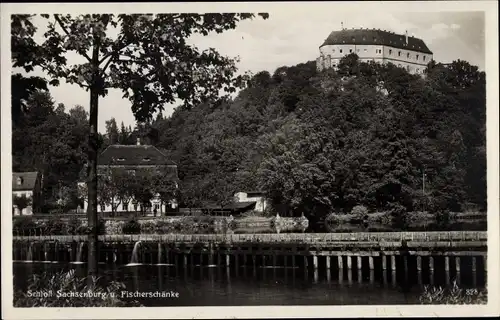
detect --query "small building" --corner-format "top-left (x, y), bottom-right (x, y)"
top-left (12, 171), bottom-right (41, 216)
top-left (234, 191), bottom-right (268, 213)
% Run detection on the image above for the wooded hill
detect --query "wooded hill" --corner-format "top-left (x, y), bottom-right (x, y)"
top-left (13, 54), bottom-right (486, 221)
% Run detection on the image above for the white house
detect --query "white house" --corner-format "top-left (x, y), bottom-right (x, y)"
top-left (12, 171), bottom-right (41, 216)
top-left (234, 191), bottom-right (268, 213)
top-left (78, 139), bottom-right (179, 216)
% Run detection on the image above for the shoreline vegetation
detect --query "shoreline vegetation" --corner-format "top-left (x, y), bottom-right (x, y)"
top-left (14, 270), bottom-right (142, 307)
top-left (419, 281), bottom-right (487, 305)
top-left (12, 210), bottom-right (486, 236)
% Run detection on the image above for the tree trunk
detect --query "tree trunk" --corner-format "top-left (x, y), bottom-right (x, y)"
top-left (87, 40), bottom-right (100, 278)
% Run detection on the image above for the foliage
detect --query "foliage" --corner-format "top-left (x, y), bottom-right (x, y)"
top-left (419, 281), bottom-right (487, 305)
top-left (14, 269), bottom-right (141, 307)
top-left (122, 219), bottom-right (141, 234)
top-left (351, 205), bottom-right (369, 219)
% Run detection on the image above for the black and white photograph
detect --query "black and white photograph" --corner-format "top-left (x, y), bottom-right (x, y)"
top-left (1, 1), bottom-right (499, 319)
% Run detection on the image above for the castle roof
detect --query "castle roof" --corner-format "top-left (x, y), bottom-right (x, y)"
top-left (320, 28), bottom-right (432, 54)
top-left (12, 171), bottom-right (39, 191)
top-left (98, 145), bottom-right (176, 166)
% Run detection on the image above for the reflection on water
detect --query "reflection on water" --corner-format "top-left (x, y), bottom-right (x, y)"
top-left (14, 262), bottom-right (427, 306)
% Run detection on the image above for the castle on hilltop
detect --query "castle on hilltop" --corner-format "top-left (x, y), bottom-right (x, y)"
top-left (316, 26), bottom-right (433, 75)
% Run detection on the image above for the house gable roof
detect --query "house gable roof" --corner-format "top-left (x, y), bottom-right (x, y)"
top-left (12, 172), bottom-right (38, 191)
top-left (98, 145), bottom-right (176, 166)
top-left (320, 28), bottom-right (432, 54)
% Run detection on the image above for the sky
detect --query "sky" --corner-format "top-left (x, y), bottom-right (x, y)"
top-left (23, 9), bottom-right (485, 133)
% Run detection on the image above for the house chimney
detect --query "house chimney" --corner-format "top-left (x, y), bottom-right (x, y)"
top-left (136, 137), bottom-right (141, 146)
top-left (405, 30), bottom-right (408, 44)
top-left (341, 21), bottom-right (344, 30)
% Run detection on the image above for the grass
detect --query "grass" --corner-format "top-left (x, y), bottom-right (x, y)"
top-left (419, 281), bottom-right (487, 305)
top-left (14, 269), bottom-right (142, 307)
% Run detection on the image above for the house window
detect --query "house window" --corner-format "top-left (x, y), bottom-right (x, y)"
top-left (332, 49), bottom-right (335, 53)
top-left (16, 177), bottom-right (23, 186)
top-left (349, 49), bottom-right (353, 53)
top-left (127, 169), bottom-right (136, 176)
top-left (423, 55), bottom-right (426, 61)
top-left (364, 48), bottom-right (367, 52)
top-left (117, 158), bottom-right (125, 162)
top-left (398, 51), bottom-right (401, 57)
top-left (154, 204), bottom-right (160, 210)
top-left (389, 49), bottom-right (392, 55)
top-left (416, 54), bottom-right (419, 60)
top-left (143, 157), bottom-right (151, 162)
top-left (122, 203), bottom-right (127, 211)
top-left (407, 53), bottom-right (410, 58)
top-left (373, 37), bottom-right (377, 42)
top-left (339, 49), bottom-right (343, 53)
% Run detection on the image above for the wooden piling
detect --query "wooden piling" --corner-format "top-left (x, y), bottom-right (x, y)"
top-left (347, 256), bottom-right (352, 269)
top-left (455, 256), bottom-right (461, 273)
top-left (357, 256), bottom-right (362, 270)
top-left (326, 256), bottom-right (331, 269)
top-left (313, 255), bottom-right (318, 270)
top-left (226, 254), bottom-right (230, 267)
top-left (391, 255), bottom-right (396, 271)
top-left (368, 256), bottom-right (374, 270)
top-left (472, 256), bottom-right (477, 272)
top-left (382, 255), bottom-right (387, 270)
top-left (338, 256), bottom-right (343, 269)
top-left (417, 256), bottom-right (422, 271)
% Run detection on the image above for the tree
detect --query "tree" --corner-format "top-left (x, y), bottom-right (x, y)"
top-left (105, 118), bottom-right (119, 145)
top-left (24, 12), bottom-right (268, 275)
top-left (13, 194), bottom-right (32, 216)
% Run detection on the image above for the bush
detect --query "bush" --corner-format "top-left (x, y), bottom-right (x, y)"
top-left (14, 269), bottom-right (141, 307)
top-left (140, 221), bottom-right (156, 234)
top-left (43, 217), bottom-right (67, 235)
top-left (419, 281), bottom-right (487, 305)
top-left (351, 205), bottom-right (369, 219)
top-left (122, 219), bottom-right (141, 234)
top-left (13, 216), bottom-right (38, 235)
top-left (155, 219), bottom-right (173, 234)
top-left (66, 217), bottom-right (83, 235)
